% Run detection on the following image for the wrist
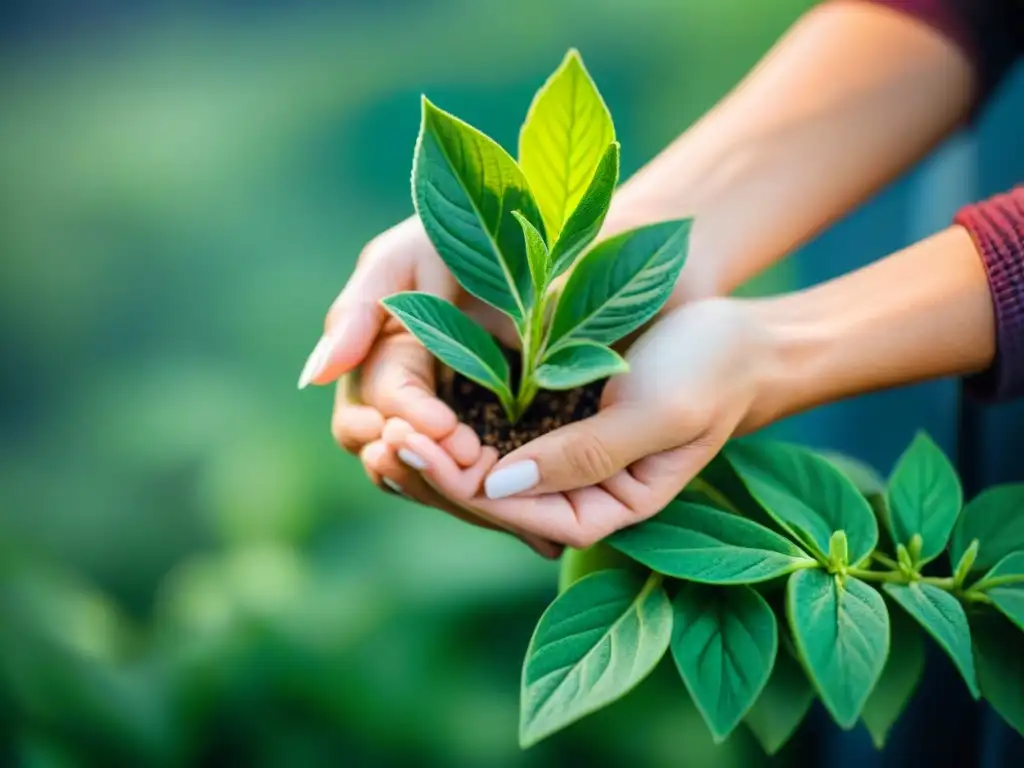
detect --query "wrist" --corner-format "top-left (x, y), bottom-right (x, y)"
top-left (738, 295), bottom-right (832, 432)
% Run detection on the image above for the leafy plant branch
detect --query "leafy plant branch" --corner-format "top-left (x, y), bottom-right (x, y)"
top-left (380, 50), bottom-right (691, 423)
top-left (520, 429), bottom-right (1024, 754)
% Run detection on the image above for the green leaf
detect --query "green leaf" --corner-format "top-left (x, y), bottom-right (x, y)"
top-left (953, 539), bottom-right (980, 588)
top-left (787, 569), bottom-right (889, 728)
top-left (547, 219), bottom-right (692, 349)
top-left (414, 97), bottom-right (545, 324)
top-left (381, 292), bottom-right (512, 404)
top-left (693, 452), bottom-right (781, 532)
top-left (950, 484), bottom-right (1024, 574)
top-left (511, 210), bottom-right (549, 307)
top-left (817, 450), bottom-right (887, 498)
top-left (887, 432), bottom-right (962, 564)
top-left (670, 584), bottom-right (777, 743)
top-left (818, 450), bottom-right (894, 552)
top-left (860, 605), bottom-right (925, 749)
top-left (744, 649), bottom-right (815, 755)
top-left (533, 341), bottom-right (628, 390)
top-left (548, 142), bottom-right (620, 279)
top-left (882, 582), bottom-right (979, 698)
top-left (972, 613), bottom-right (1024, 738)
top-left (557, 543), bottom-right (641, 594)
top-left (607, 500), bottom-right (816, 584)
top-left (974, 551), bottom-right (1024, 631)
top-left (518, 49), bottom-right (615, 241)
top-left (519, 570), bottom-right (672, 747)
top-left (726, 440), bottom-right (878, 565)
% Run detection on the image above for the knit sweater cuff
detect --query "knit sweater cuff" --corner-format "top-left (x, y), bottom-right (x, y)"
top-left (956, 187), bottom-right (1024, 402)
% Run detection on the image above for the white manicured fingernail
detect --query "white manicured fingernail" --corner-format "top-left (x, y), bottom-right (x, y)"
top-left (398, 448), bottom-right (428, 470)
top-left (297, 333), bottom-right (337, 389)
top-left (485, 460), bottom-right (539, 500)
top-left (382, 477), bottom-right (404, 495)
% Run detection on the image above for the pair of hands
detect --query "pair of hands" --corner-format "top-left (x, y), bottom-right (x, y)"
top-left (299, 216), bottom-right (777, 555)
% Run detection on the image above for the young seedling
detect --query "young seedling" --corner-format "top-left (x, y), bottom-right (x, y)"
top-left (380, 50), bottom-right (691, 423)
top-left (522, 431), bottom-right (1024, 753)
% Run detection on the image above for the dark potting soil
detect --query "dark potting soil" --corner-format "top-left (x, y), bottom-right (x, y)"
top-left (437, 346), bottom-right (604, 457)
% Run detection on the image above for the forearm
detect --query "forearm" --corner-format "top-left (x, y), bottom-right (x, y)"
top-left (603, 0), bottom-right (975, 301)
top-left (749, 225), bottom-right (996, 427)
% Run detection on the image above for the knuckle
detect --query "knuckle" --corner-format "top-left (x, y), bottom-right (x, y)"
top-left (561, 528), bottom-right (598, 552)
top-left (331, 411), bottom-right (365, 454)
top-left (565, 433), bottom-right (617, 482)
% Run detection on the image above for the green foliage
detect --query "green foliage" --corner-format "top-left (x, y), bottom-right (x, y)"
top-left (519, 431), bottom-right (1024, 752)
top-left (743, 649), bottom-right (815, 755)
top-left (887, 432), bottom-right (962, 565)
top-left (607, 500), bottom-right (815, 583)
top-left (725, 440), bottom-right (878, 564)
top-left (670, 584), bottom-right (777, 742)
top-left (973, 551), bottom-right (1024, 630)
top-left (787, 569), bottom-right (889, 728)
top-left (950, 484), bottom-right (1024, 573)
top-left (861, 607), bottom-right (925, 748)
top-left (380, 292), bottom-right (513, 409)
top-left (883, 582), bottom-right (978, 697)
top-left (519, 570), bottom-right (672, 747)
top-left (385, 50), bottom-right (691, 421)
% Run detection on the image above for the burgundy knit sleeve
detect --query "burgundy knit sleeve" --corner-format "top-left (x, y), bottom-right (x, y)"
top-left (956, 188), bottom-right (1024, 401)
top-left (852, 0), bottom-right (1023, 109)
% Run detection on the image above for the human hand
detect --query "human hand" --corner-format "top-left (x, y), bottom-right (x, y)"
top-left (380, 298), bottom-right (783, 548)
top-left (297, 216), bottom-right (562, 556)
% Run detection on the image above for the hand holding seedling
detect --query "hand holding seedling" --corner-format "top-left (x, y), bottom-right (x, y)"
top-left (382, 298), bottom-right (778, 547)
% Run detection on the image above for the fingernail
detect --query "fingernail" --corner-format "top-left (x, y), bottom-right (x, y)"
top-left (382, 477), bottom-right (404, 495)
top-left (485, 460), bottom-right (540, 500)
top-left (398, 448), bottom-right (428, 470)
top-left (297, 333), bottom-right (337, 390)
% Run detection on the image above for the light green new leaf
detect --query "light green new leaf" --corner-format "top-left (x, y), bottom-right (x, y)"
top-left (533, 341), bottom-right (628, 390)
top-left (511, 211), bottom-right (549, 308)
top-left (950, 484), bottom-right (1024, 573)
top-left (883, 582), bottom-right (978, 698)
top-left (887, 432), bottom-right (962, 564)
top-left (381, 292), bottom-right (512, 404)
top-left (744, 649), bottom-right (815, 755)
top-left (548, 219), bottom-right (692, 349)
top-left (414, 98), bottom-right (545, 323)
top-left (974, 551), bottom-right (1024, 631)
top-left (519, 49), bottom-right (615, 241)
top-left (787, 570), bottom-right (889, 728)
top-left (671, 584), bottom-right (777, 743)
top-left (861, 606), bottom-right (925, 749)
top-left (726, 440), bottom-right (878, 565)
top-left (557, 543), bottom-right (643, 594)
top-left (520, 569), bottom-right (672, 747)
top-left (607, 500), bottom-right (816, 584)
top-left (548, 142), bottom-right (620, 278)
top-left (972, 613), bottom-right (1024, 738)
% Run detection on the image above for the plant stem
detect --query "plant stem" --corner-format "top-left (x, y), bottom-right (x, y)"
top-left (847, 568), bottom-right (906, 584)
top-left (920, 576), bottom-right (955, 589)
top-left (513, 305), bottom-right (547, 421)
top-left (870, 552), bottom-right (901, 570)
top-left (959, 589), bottom-right (994, 605)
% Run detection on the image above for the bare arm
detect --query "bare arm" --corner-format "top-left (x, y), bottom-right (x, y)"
top-left (603, 0), bottom-right (975, 300)
top-left (749, 224), bottom-right (997, 428)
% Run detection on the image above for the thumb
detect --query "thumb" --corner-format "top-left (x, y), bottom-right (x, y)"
top-left (482, 404), bottom-right (681, 499)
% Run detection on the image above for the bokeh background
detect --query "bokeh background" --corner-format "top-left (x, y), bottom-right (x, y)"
top-left (2, 0), bottom-right (1023, 765)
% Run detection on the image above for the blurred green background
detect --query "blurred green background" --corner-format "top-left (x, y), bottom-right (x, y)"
top-left (6, 0), bottom-right (1020, 765)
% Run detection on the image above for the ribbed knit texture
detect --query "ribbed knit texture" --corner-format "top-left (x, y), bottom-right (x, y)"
top-left (956, 188), bottom-right (1024, 400)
